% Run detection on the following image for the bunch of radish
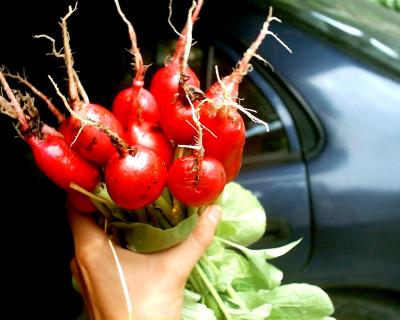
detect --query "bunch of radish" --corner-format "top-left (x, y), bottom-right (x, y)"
top-left (0, 0), bottom-right (281, 229)
top-left (0, 4), bottom-right (339, 320)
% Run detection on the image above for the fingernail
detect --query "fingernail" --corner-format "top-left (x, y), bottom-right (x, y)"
top-left (206, 205), bottom-right (222, 226)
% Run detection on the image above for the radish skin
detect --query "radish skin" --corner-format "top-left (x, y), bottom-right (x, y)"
top-left (201, 7), bottom-right (282, 182)
top-left (105, 146), bottom-right (168, 210)
top-left (167, 155), bottom-right (226, 207)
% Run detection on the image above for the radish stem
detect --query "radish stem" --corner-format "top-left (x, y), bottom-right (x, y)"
top-left (0, 95), bottom-right (17, 119)
top-left (5, 72), bottom-right (65, 123)
top-left (33, 34), bottom-right (64, 59)
top-left (232, 7), bottom-right (290, 80)
top-left (60, 4), bottom-right (80, 107)
top-left (188, 273), bottom-right (203, 294)
top-left (113, 0), bottom-right (145, 82)
top-left (0, 71), bottom-right (29, 131)
top-left (145, 204), bottom-right (160, 227)
top-left (170, 198), bottom-right (184, 225)
top-left (161, 187), bottom-right (172, 208)
top-left (153, 194), bottom-right (182, 226)
top-left (135, 208), bottom-right (147, 223)
top-left (168, 146), bottom-right (186, 224)
top-left (70, 182), bottom-right (115, 207)
top-left (201, 255), bottom-right (249, 311)
top-left (171, 0), bottom-right (204, 62)
top-left (153, 194), bottom-right (172, 214)
top-left (194, 263), bottom-right (232, 320)
top-left (153, 207), bottom-right (172, 229)
top-left (179, 0), bottom-right (196, 75)
top-left (73, 70), bottom-right (90, 104)
top-left (113, 0), bottom-right (148, 124)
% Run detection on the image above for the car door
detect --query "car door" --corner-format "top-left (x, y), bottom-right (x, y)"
top-left (205, 43), bottom-right (313, 277)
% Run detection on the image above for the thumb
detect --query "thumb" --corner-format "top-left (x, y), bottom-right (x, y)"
top-left (171, 204), bottom-right (222, 270)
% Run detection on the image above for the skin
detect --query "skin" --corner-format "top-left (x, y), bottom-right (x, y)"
top-left (167, 156), bottom-right (226, 207)
top-left (26, 134), bottom-right (100, 191)
top-left (68, 203), bottom-right (222, 320)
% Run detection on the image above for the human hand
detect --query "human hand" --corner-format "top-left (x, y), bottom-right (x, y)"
top-left (68, 203), bottom-right (222, 320)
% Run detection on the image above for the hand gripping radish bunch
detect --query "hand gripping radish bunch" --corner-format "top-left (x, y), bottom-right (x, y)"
top-left (0, 0), bottom-right (284, 239)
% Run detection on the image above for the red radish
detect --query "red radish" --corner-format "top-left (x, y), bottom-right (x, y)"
top-left (112, 1), bottom-right (175, 171)
top-left (159, 90), bottom-right (199, 144)
top-left (150, 61), bottom-right (200, 111)
top-left (166, 73), bottom-right (226, 208)
top-left (0, 71), bottom-right (100, 194)
top-left (68, 103), bottom-right (125, 165)
top-left (112, 86), bottom-right (159, 129)
top-left (149, 0), bottom-right (203, 111)
top-left (67, 190), bottom-right (97, 213)
top-left (201, 105), bottom-right (245, 182)
top-left (201, 8), bottom-right (279, 182)
top-left (167, 155), bottom-right (226, 207)
top-left (58, 116), bottom-right (73, 144)
top-left (0, 74), bottom-right (114, 165)
top-left (105, 145), bottom-right (167, 210)
top-left (26, 134), bottom-right (100, 191)
top-left (1, 71), bottom-right (100, 212)
top-left (153, 0), bottom-right (203, 144)
top-left (111, 0), bottom-right (160, 130)
top-left (126, 122), bottom-right (173, 167)
top-left (53, 6), bottom-right (125, 166)
top-left (200, 70), bottom-right (245, 182)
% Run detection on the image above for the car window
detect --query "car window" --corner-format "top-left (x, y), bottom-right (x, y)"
top-left (261, 0), bottom-right (400, 78)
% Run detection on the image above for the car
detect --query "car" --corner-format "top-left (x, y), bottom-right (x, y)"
top-left (195, 0), bottom-right (400, 318)
top-left (0, 0), bottom-right (399, 319)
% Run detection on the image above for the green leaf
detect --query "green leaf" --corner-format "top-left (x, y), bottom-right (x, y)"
top-left (214, 237), bottom-right (284, 290)
top-left (206, 241), bottom-right (256, 291)
top-left (244, 253), bottom-right (283, 290)
top-left (213, 249), bottom-right (250, 291)
top-left (235, 291), bottom-right (270, 310)
top-left (215, 236), bottom-right (302, 260)
top-left (266, 284), bottom-right (334, 319)
top-left (227, 303), bottom-right (272, 320)
top-left (92, 183), bottom-right (135, 222)
top-left (206, 239), bottom-right (226, 260)
top-left (215, 182), bottom-right (266, 246)
top-left (256, 238), bottom-right (302, 259)
top-left (111, 213), bottom-right (198, 253)
top-left (238, 284), bottom-right (335, 320)
top-left (207, 243), bottom-right (281, 292)
top-left (182, 289), bottom-right (217, 320)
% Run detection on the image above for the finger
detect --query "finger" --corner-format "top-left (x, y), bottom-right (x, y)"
top-left (191, 204), bottom-right (222, 250)
top-left (171, 204), bottom-right (222, 271)
top-left (67, 201), bottom-right (108, 249)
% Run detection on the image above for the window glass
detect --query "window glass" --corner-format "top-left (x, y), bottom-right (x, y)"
top-left (268, 0), bottom-right (400, 77)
